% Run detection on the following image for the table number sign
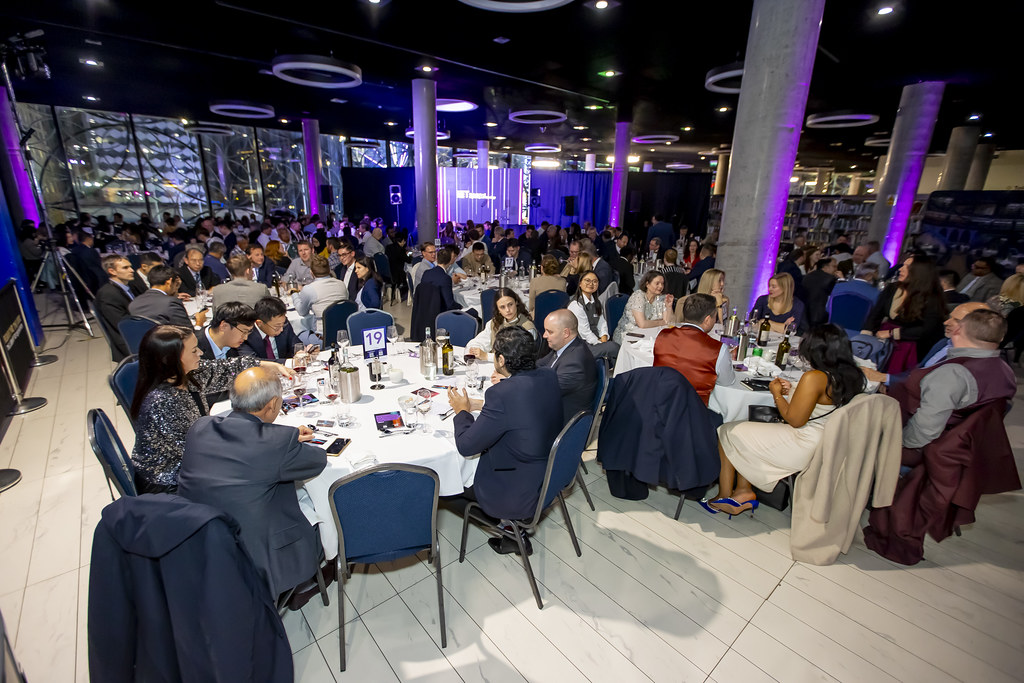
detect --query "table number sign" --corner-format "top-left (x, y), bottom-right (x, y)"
top-left (362, 326), bottom-right (388, 359)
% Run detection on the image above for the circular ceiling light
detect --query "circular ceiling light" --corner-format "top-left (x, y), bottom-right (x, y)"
top-left (436, 98), bottom-right (478, 112)
top-left (405, 127), bottom-right (451, 140)
top-left (665, 162), bottom-right (695, 170)
top-left (704, 62), bottom-right (744, 94)
top-left (271, 54), bottom-right (362, 89)
top-left (457, 0), bottom-right (573, 12)
top-left (346, 140), bottom-right (379, 149)
top-left (209, 100), bottom-right (275, 119)
top-left (632, 134), bottom-right (679, 144)
top-left (453, 151), bottom-right (478, 159)
top-left (184, 122), bottom-right (235, 136)
top-left (509, 109), bottom-right (567, 124)
top-left (806, 111), bottom-right (880, 128)
top-left (864, 136), bottom-right (891, 147)
top-left (525, 143), bottom-right (561, 153)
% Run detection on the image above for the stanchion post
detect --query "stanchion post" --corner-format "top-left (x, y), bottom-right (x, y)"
top-left (0, 329), bottom-right (46, 415)
top-left (11, 283), bottom-right (56, 366)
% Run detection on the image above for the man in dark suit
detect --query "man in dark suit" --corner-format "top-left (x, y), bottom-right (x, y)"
top-left (247, 244), bottom-right (276, 288)
top-left (646, 214), bottom-right (676, 251)
top-left (447, 326), bottom-right (563, 555)
top-left (69, 228), bottom-right (107, 293)
top-left (177, 365), bottom-right (327, 598)
top-left (588, 244), bottom-right (617, 295)
top-left (420, 247), bottom-right (461, 312)
top-left (239, 297), bottom-right (305, 360)
top-left (128, 264), bottom-right (199, 329)
top-left (177, 246), bottom-right (221, 297)
top-left (538, 310), bottom-right (598, 425)
top-left (609, 245), bottom-right (636, 295)
top-left (94, 254), bottom-right (136, 361)
top-left (501, 238), bottom-right (532, 272)
top-left (195, 301), bottom-right (255, 362)
top-left (802, 257), bottom-right (838, 328)
top-left (940, 270), bottom-right (970, 309)
top-left (688, 245), bottom-right (717, 286)
top-left (332, 242), bottom-right (360, 300)
top-left (130, 252), bottom-right (164, 297)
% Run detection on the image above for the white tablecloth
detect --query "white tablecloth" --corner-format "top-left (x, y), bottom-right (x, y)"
top-left (213, 346), bottom-right (488, 559)
top-left (183, 293), bottom-right (308, 334)
top-left (453, 276), bottom-right (530, 312)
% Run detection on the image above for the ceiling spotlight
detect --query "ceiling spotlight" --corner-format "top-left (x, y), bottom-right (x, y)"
top-left (665, 142), bottom-right (672, 145)
top-left (649, 148), bottom-right (655, 152)
top-left (502, 145), bottom-right (511, 149)
top-left (272, 54), bottom-right (363, 89)
top-left (384, 121), bottom-right (397, 126)
top-left (596, 0), bottom-right (608, 7)
top-left (80, 58), bottom-right (103, 67)
top-left (717, 107), bottom-right (730, 113)
top-left (584, 104), bottom-right (603, 110)
top-left (573, 125), bottom-right (588, 130)
top-left (180, 118), bottom-right (189, 124)
top-left (585, 0), bottom-right (619, 8)
top-left (877, 6), bottom-right (894, 15)
top-left (851, 165), bottom-right (857, 169)
top-left (436, 98), bottom-right (478, 112)
top-left (983, 132), bottom-right (994, 138)
top-left (681, 126), bottom-right (693, 132)
top-left (279, 118), bottom-right (289, 124)
top-left (581, 137), bottom-right (591, 141)
top-left (418, 65), bottom-right (437, 73)
top-left (494, 135), bottom-right (507, 140)
top-left (598, 70), bottom-right (620, 78)
top-left (485, 122), bottom-right (498, 127)
top-left (83, 95), bottom-right (99, 102)
top-left (790, 176), bottom-right (800, 182)
top-left (968, 114), bottom-right (981, 121)
top-left (493, 36), bottom-right (511, 44)
top-left (582, 148), bottom-right (590, 151)
top-left (330, 98), bottom-right (348, 104)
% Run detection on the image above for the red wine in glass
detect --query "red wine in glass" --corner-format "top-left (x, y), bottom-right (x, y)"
top-left (326, 392), bottom-right (339, 401)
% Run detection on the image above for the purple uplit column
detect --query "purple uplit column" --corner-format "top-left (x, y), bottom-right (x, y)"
top-left (0, 88), bottom-right (41, 226)
top-left (608, 120), bottom-right (631, 228)
top-left (412, 79), bottom-right (439, 242)
top-left (867, 82), bottom-right (945, 266)
top-left (717, 0), bottom-right (824, 317)
top-left (301, 118), bottom-right (323, 216)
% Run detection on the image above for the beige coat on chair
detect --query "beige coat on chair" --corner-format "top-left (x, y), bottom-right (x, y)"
top-left (790, 393), bottom-right (902, 565)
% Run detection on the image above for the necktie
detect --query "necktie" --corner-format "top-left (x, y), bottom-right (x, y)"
top-left (265, 334), bottom-right (275, 359)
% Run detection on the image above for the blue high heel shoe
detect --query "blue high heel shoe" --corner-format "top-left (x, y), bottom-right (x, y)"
top-left (707, 497), bottom-right (759, 519)
top-left (698, 498), bottom-right (719, 515)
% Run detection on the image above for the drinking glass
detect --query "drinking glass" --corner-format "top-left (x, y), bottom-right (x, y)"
top-left (336, 331), bottom-right (350, 353)
top-left (301, 377), bottom-right (321, 418)
top-left (398, 395), bottom-right (418, 430)
top-left (386, 325), bottom-right (399, 354)
top-left (465, 362), bottom-right (480, 392)
top-left (292, 344), bottom-right (307, 374)
top-left (416, 389), bottom-right (433, 434)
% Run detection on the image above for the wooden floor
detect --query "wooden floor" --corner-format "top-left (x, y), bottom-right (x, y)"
top-left (2, 291), bottom-right (1023, 682)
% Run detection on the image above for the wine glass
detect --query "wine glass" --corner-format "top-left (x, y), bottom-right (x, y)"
top-left (416, 390), bottom-right (433, 434)
top-left (300, 377), bottom-right (321, 418)
top-left (292, 344), bottom-right (307, 374)
top-left (336, 331), bottom-right (350, 354)
top-left (398, 395), bottom-right (418, 431)
top-left (465, 361), bottom-right (480, 393)
top-left (386, 325), bottom-right (399, 354)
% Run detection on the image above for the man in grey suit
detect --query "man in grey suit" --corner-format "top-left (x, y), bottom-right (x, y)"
top-left (957, 257), bottom-right (1002, 303)
top-left (211, 254), bottom-right (271, 310)
top-left (177, 365), bottom-right (327, 599)
top-left (128, 264), bottom-right (205, 328)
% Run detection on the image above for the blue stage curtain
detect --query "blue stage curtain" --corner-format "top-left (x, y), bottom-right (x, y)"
top-left (528, 171), bottom-right (611, 227)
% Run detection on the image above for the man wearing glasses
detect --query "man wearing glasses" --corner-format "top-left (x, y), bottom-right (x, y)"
top-left (195, 302), bottom-right (259, 404)
top-left (239, 297), bottom-right (309, 361)
top-left (410, 242), bottom-right (438, 291)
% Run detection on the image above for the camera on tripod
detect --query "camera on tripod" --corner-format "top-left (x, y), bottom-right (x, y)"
top-left (2, 31), bottom-right (50, 81)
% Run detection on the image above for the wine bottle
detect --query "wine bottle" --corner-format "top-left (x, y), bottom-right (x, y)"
top-left (776, 333), bottom-right (791, 370)
top-left (441, 334), bottom-right (455, 375)
top-left (725, 307), bottom-right (739, 337)
top-left (420, 327), bottom-right (437, 380)
top-left (757, 316), bottom-right (771, 346)
top-left (272, 272), bottom-right (282, 298)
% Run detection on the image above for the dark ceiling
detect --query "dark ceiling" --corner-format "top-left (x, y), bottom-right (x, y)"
top-left (1, 0), bottom-right (1020, 173)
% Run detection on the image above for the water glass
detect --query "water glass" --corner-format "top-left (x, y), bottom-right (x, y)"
top-left (398, 395), bottom-right (418, 430)
top-left (336, 399), bottom-right (354, 428)
top-left (336, 331), bottom-right (350, 353)
top-left (386, 325), bottom-right (399, 353)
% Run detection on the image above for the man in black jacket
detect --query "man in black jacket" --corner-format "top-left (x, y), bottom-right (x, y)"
top-left (802, 257), bottom-right (838, 327)
top-left (537, 309), bottom-right (598, 425)
top-left (177, 246), bottom-right (221, 297)
top-left (247, 244), bottom-right (277, 288)
top-left (94, 254), bottom-right (136, 360)
top-left (609, 245), bottom-right (636, 295)
top-left (239, 297), bottom-right (306, 360)
top-left (129, 265), bottom-right (201, 329)
top-left (69, 228), bottom-right (107, 293)
top-left (178, 365), bottom-right (327, 599)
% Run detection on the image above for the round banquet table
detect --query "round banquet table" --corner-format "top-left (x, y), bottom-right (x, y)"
top-left (184, 291), bottom-right (311, 334)
top-left (453, 275), bottom-right (530, 312)
top-left (212, 345), bottom-right (489, 559)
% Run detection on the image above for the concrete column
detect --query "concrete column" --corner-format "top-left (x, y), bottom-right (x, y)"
top-left (642, 161), bottom-right (654, 173)
top-left (874, 153), bottom-right (888, 188)
top-left (717, 0), bottom-right (825, 315)
top-left (609, 120), bottom-right (631, 228)
top-left (965, 143), bottom-right (995, 191)
top-left (867, 82), bottom-right (945, 265)
top-left (476, 139), bottom-right (490, 220)
top-left (301, 118), bottom-right (323, 216)
top-left (411, 79), bottom-right (438, 242)
top-left (848, 176), bottom-right (864, 195)
top-left (713, 153), bottom-right (730, 196)
top-left (936, 126), bottom-right (979, 191)
top-left (0, 87), bottom-right (41, 226)
top-left (814, 169), bottom-right (832, 194)
top-left (585, 153), bottom-right (597, 171)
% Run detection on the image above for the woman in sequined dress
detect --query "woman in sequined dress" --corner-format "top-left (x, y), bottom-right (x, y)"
top-left (128, 325), bottom-right (293, 493)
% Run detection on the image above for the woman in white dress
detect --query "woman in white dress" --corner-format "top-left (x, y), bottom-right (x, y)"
top-left (703, 324), bottom-right (865, 516)
top-left (612, 271), bottom-right (675, 343)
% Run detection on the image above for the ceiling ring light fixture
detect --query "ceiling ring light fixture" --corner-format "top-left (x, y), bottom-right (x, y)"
top-left (184, 122), bottom-right (235, 136)
top-left (525, 143), bottom-right (561, 153)
top-left (632, 134), bottom-right (679, 144)
top-left (864, 136), bottom-right (891, 147)
top-left (704, 62), bottom-right (744, 93)
top-left (665, 162), bottom-right (695, 170)
top-left (453, 151), bottom-right (478, 159)
top-left (806, 111), bottom-right (880, 128)
top-left (271, 54), bottom-right (363, 89)
top-left (345, 140), bottom-right (379, 149)
top-left (405, 127), bottom-right (451, 140)
top-left (509, 109), bottom-right (567, 124)
top-left (208, 100), bottom-right (275, 119)
top-left (436, 98), bottom-right (478, 112)
top-left (457, 0), bottom-right (573, 12)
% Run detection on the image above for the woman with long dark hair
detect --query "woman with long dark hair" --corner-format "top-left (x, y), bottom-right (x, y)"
top-left (129, 325), bottom-right (290, 493)
top-left (466, 288), bottom-right (536, 360)
top-left (353, 255), bottom-right (383, 310)
top-left (861, 253), bottom-right (946, 372)
top-left (568, 269), bottom-right (620, 359)
top-left (681, 238), bottom-right (701, 272)
top-left (704, 324), bottom-right (865, 516)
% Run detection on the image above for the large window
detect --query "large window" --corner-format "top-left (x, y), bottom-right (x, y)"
top-left (347, 139), bottom-right (387, 168)
top-left (256, 127), bottom-right (307, 214)
top-left (320, 134), bottom-right (346, 216)
top-left (201, 125), bottom-right (263, 217)
top-left (389, 141), bottom-right (412, 168)
top-left (16, 102), bottom-right (76, 223)
top-left (133, 115), bottom-right (208, 221)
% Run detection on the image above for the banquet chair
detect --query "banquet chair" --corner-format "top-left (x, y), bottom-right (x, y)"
top-left (598, 280), bottom-right (619, 308)
top-left (459, 411), bottom-right (593, 609)
top-left (322, 300), bottom-right (358, 348)
top-left (827, 291), bottom-right (875, 335)
top-left (661, 271), bottom-right (689, 300)
top-left (479, 287), bottom-right (498, 323)
top-left (88, 408), bottom-right (137, 499)
top-left (108, 355), bottom-right (140, 428)
top-left (605, 294), bottom-right (629, 335)
top-left (576, 358), bottom-right (610, 510)
top-left (346, 309), bottom-right (394, 346)
top-left (406, 271), bottom-right (415, 307)
top-left (534, 289), bottom-right (570, 329)
top-left (436, 310), bottom-right (479, 347)
top-left (118, 315), bottom-right (159, 355)
top-left (372, 252), bottom-right (397, 305)
top-left (89, 300), bottom-right (127, 362)
top-left (328, 465), bottom-right (446, 671)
